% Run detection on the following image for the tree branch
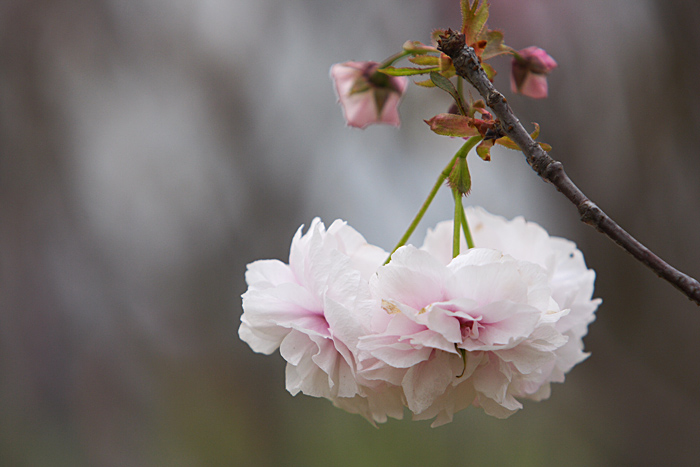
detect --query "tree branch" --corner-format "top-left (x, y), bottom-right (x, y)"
top-left (437, 30), bottom-right (700, 306)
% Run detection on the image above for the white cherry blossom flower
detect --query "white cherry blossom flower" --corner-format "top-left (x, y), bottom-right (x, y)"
top-left (239, 218), bottom-right (404, 424)
top-left (359, 245), bottom-right (569, 425)
top-left (423, 207), bottom-right (601, 399)
top-left (240, 208), bottom-right (600, 426)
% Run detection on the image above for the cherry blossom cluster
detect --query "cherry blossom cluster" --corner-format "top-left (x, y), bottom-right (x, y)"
top-left (240, 208), bottom-right (600, 426)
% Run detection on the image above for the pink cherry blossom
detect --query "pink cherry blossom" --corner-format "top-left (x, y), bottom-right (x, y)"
top-left (330, 61), bottom-right (409, 128)
top-left (358, 245), bottom-right (568, 425)
top-left (240, 208), bottom-right (599, 426)
top-left (420, 207), bottom-right (601, 407)
top-left (510, 46), bottom-right (558, 99)
top-left (239, 218), bottom-right (404, 424)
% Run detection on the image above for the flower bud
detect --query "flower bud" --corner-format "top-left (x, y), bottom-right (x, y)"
top-left (330, 61), bottom-right (409, 128)
top-left (510, 47), bottom-right (557, 99)
top-left (447, 156), bottom-right (471, 195)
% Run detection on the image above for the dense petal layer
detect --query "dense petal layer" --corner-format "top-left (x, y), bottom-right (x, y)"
top-left (240, 208), bottom-right (599, 426)
top-left (240, 218), bottom-right (396, 421)
top-left (360, 244), bottom-right (568, 422)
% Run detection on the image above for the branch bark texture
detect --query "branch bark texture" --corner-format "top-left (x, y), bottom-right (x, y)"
top-left (438, 30), bottom-right (700, 306)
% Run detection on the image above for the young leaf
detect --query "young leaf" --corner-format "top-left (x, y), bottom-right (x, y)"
top-left (496, 123), bottom-right (552, 151)
top-left (429, 71), bottom-right (466, 115)
top-left (476, 139), bottom-right (495, 161)
top-left (425, 113), bottom-right (479, 137)
top-left (408, 55), bottom-right (440, 66)
top-left (402, 40), bottom-right (436, 54)
top-left (481, 30), bottom-right (515, 60)
top-left (416, 69), bottom-right (457, 86)
top-left (379, 66), bottom-right (440, 76)
top-left (439, 55), bottom-right (454, 73)
top-left (415, 79), bottom-right (435, 87)
top-left (530, 122), bottom-right (541, 139)
top-left (461, 0), bottom-right (489, 45)
top-left (482, 62), bottom-right (496, 81)
top-left (431, 29), bottom-right (449, 45)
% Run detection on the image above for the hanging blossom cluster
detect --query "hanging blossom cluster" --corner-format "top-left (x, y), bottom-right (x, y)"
top-left (240, 207), bottom-right (600, 426)
top-left (240, 0), bottom-right (603, 427)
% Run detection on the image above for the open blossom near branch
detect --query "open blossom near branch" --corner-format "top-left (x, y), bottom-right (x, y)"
top-left (239, 219), bottom-right (405, 423)
top-left (239, 208), bottom-right (600, 426)
top-left (408, 207), bottom-right (601, 424)
top-left (330, 61), bottom-right (409, 128)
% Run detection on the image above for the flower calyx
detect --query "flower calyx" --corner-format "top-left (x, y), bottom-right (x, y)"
top-left (447, 155), bottom-right (472, 196)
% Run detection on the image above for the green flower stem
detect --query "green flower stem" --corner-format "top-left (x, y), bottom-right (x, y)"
top-left (452, 188), bottom-right (463, 258)
top-left (384, 154), bottom-right (456, 264)
top-left (454, 135), bottom-right (481, 160)
top-left (460, 209), bottom-right (475, 249)
top-left (379, 50), bottom-right (412, 69)
top-left (384, 136), bottom-right (482, 265)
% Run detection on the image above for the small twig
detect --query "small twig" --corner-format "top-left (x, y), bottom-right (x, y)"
top-left (437, 30), bottom-right (700, 306)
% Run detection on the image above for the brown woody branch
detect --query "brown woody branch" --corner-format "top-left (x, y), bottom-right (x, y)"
top-left (437, 30), bottom-right (700, 306)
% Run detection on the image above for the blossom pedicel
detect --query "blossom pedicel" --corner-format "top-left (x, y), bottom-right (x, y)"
top-left (240, 208), bottom-right (600, 426)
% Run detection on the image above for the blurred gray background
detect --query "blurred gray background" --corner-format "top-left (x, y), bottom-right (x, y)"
top-left (2, 0), bottom-right (699, 465)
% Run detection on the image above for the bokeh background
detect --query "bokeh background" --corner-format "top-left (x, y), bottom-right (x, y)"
top-left (2, 0), bottom-right (700, 465)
